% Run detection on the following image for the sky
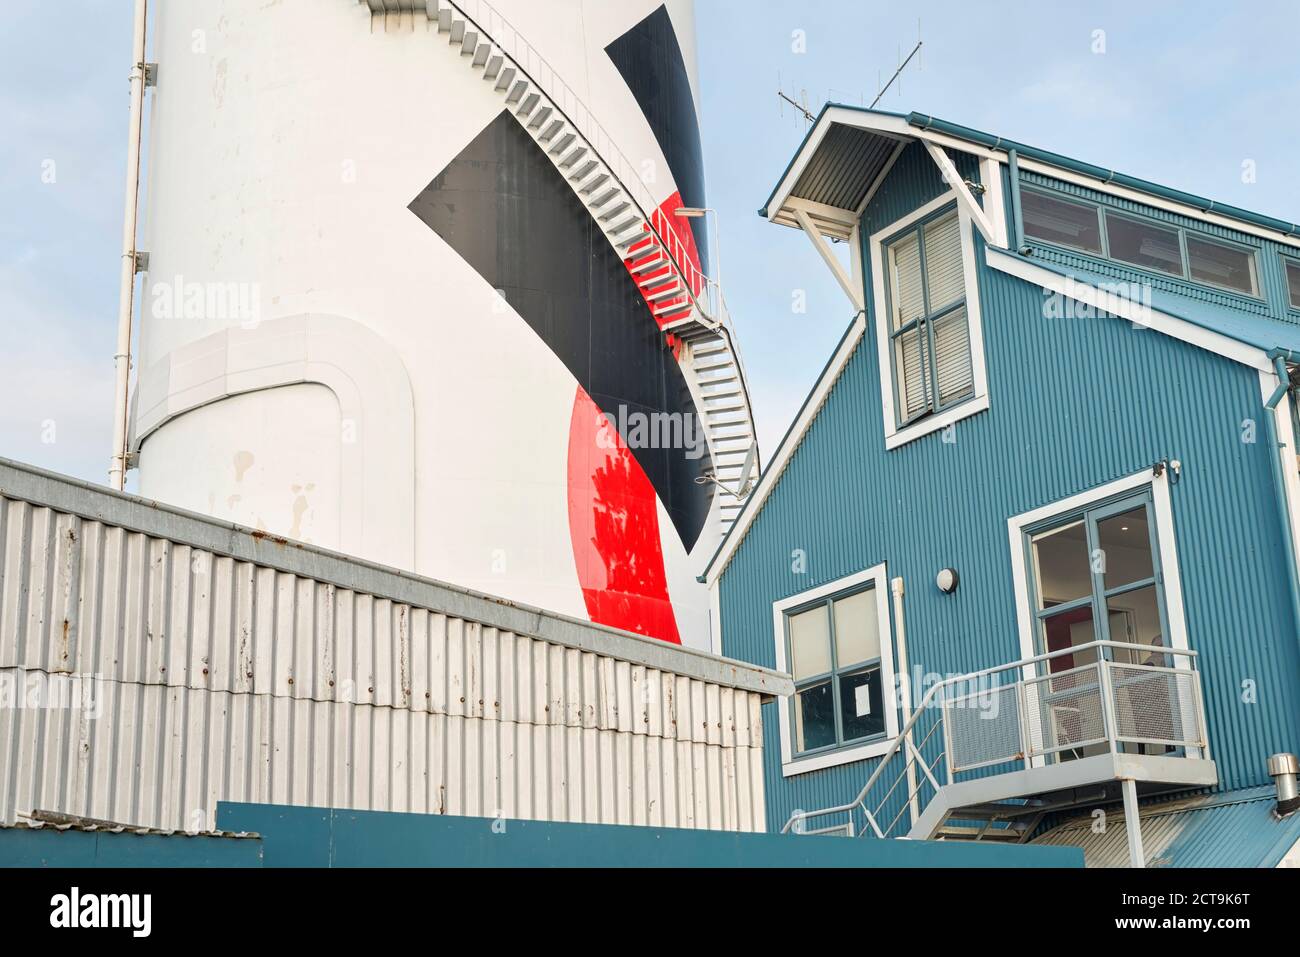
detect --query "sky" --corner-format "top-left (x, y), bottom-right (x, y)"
top-left (3, 0), bottom-right (1300, 486)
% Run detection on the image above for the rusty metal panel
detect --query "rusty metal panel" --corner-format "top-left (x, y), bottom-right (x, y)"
top-left (0, 459), bottom-right (783, 833)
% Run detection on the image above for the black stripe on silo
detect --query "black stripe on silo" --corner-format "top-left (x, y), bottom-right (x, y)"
top-left (408, 109), bottom-right (713, 552)
top-left (605, 4), bottom-right (709, 270)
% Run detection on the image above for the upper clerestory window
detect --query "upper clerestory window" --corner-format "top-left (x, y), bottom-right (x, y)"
top-left (1021, 186), bottom-right (1260, 298)
top-left (1021, 189), bottom-right (1103, 255)
top-left (1283, 258), bottom-right (1300, 311)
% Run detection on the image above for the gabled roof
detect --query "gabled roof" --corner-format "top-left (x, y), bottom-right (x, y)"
top-left (761, 105), bottom-right (1300, 246)
top-left (705, 108), bottom-right (1300, 583)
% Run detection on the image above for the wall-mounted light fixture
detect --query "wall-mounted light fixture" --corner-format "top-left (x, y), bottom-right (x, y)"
top-left (936, 568), bottom-right (959, 594)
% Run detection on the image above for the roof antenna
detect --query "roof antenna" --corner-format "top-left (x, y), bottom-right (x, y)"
top-left (870, 21), bottom-right (922, 108)
top-left (776, 71), bottom-right (816, 129)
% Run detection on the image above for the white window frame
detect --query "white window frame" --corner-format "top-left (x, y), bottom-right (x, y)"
top-left (772, 563), bottom-right (898, 777)
top-left (871, 191), bottom-right (990, 450)
top-left (1006, 468), bottom-right (1190, 667)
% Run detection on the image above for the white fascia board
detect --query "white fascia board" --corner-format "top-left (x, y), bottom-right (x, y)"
top-left (985, 246), bottom-right (1273, 373)
top-left (705, 312), bottom-right (868, 585)
top-left (1261, 369), bottom-right (1300, 593)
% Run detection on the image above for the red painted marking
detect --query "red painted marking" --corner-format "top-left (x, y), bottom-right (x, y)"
top-left (621, 191), bottom-right (707, 330)
top-left (566, 387), bottom-right (681, 644)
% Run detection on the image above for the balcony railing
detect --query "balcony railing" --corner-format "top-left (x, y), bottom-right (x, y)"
top-left (783, 640), bottom-right (1211, 839)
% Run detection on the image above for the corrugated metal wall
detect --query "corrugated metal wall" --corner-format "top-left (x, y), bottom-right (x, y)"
top-left (0, 475), bottom-right (772, 833)
top-left (719, 142), bottom-right (1300, 832)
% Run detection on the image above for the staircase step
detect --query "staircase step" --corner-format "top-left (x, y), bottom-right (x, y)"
top-left (494, 66), bottom-right (517, 92)
top-left (449, 21), bottom-right (465, 44)
top-left (654, 299), bottom-right (694, 315)
top-left (559, 146), bottom-right (588, 169)
top-left (505, 79), bottom-right (528, 104)
top-left (483, 54), bottom-right (503, 80)
top-left (436, 7), bottom-right (453, 32)
top-left (569, 160), bottom-right (599, 183)
top-left (629, 254), bottom-right (667, 275)
top-left (617, 231), bottom-right (654, 252)
top-left (527, 105), bottom-right (553, 129)
top-left (589, 188), bottom-right (620, 209)
top-left (547, 131), bottom-right (575, 154)
top-left (643, 282), bottom-right (682, 302)
top-left (516, 93), bottom-right (541, 117)
top-left (606, 214), bottom-right (642, 236)
top-left (599, 201), bottom-right (632, 222)
top-left (471, 43), bottom-right (491, 68)
top-left (694, 358), bottom-right (735, 373)
top-left (578, 171), bottom-right (609, 194)
top-left (460, 31), bottom-right (479, 55)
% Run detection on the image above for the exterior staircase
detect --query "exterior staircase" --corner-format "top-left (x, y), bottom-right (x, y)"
top-left (358, 0), bottom-right (761, 529)
top-left (783, 640), bottom-right (1217, 843)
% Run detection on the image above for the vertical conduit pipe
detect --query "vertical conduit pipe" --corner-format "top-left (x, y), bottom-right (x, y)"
top-left (109, 0), bottom-right (149, 490)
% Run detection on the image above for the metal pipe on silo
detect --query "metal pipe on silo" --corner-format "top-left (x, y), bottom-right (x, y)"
top-left (109, 0), bottom-right (149, 491)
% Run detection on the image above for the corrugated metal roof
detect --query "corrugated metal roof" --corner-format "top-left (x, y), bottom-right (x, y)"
top-left (1033, 786), bottom-right (1300, 867)
top-left (4, 820), bottom-right (257, 840)
top-left (787, 124), bottom-right (898, 213)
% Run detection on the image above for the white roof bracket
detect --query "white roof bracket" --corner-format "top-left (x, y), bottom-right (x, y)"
top-left (794, 208), bottom-right (865, 312)
top-left (923, 140), bottom-right (1000, 247)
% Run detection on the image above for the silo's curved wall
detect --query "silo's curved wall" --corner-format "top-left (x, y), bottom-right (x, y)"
top-left (133, 0), bottom-right (726, 648)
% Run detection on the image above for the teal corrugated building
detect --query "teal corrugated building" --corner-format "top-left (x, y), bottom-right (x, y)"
top-left (704, 106), bottom-right (1300, 866)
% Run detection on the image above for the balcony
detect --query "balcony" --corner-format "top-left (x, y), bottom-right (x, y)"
top-left (783, 640), bottom-right (1217, 845)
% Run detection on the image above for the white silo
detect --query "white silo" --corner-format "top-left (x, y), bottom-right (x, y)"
top-left (130, 0), bottom-right (758, 650)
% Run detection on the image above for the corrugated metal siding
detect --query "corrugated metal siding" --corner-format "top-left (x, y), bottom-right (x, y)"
top-left (0, 480), bottom-right (767, 834)
top-left (1034, 787), bottom-right (1300, 867)
top-left (720, 142), bottom-right (1300, 832)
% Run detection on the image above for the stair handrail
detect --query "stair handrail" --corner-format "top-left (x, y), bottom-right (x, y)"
top-left (780, 638), bottom-right (1201, 836)
top-left (701, 285), bottom-right (762, 481)
top-left (445, 0), bottom-right (716, 320)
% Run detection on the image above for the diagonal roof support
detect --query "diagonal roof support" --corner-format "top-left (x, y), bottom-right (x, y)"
top-left (794, 208), bottom-right (865, 312)
top-left (923, 140), bottom-right (999, 246)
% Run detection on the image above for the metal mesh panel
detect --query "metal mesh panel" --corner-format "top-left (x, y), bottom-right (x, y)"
top-left (1109, 665), bottom-right (1200, 745)
top-left (943, 683), bottom-right (1022, 772)
top-left (1022, 664), bottom-right (1106, 758)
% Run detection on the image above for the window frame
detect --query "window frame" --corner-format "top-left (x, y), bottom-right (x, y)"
top-left (882, 204), bottom-right (976, 427)
top-left (1281, 254), bottom-right (1300, 314)
top-left (772, 564), bottom-right (899, 777)
top-left (870, 191), bottom-right (990, 450)
top-left (1019, 184), bottom-right (1264, 301)
top-left (1021, 488), bottom-right (1171, 662)
top-left (1019, 185), bottom-right (1105, 257)
top-left (1007, 470), bottom-right (1190, 675)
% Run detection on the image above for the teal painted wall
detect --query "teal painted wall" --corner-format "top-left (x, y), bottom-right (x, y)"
top-left (213, 802), bottom-right (1082, 867)
top-left (719, 142), bottom-right (1300, 832)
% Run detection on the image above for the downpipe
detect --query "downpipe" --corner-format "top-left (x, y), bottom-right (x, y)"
top-left (1264, 352), bottom-right (1300, 654)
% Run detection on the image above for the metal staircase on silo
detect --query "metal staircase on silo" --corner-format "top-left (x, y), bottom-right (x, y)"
top-left (357, 0), bottom-right (761, 530)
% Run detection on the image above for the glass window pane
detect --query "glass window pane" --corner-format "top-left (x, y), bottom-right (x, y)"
top-left (788, 604), bottom-right (831, 681)
top-left (923, 211), bottom-right (964, 313)
top-left (1096, 506), bottom-right (1154, 590)
top-left (794, 681), bottom-right (836, 752)
top-left (1105, 213), bottom-right (1183, 276)
top-left (1187, 236), bottom-right (1255, 295)
top-left (1031, 520), bottom-right (1092, 609)
top-left (889, 233), bottom-right (925, 330)
top-left (1286, 260), bottom-right (1300, 310)
top-left (839, 667), bottom-right (885, 742)
top-left (932, 306), bottom-right (973, 407)
top-left (1022, 190), bottom-right (1103, 254)
top-left (894, 323), bottom-right (932, 420)
top-left (1107, 585), bottom-right (1168, 663)
top-left (1041, 605), bottom-right (1099, 672)
top-left (833, 589), bottom-right (880, 668)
